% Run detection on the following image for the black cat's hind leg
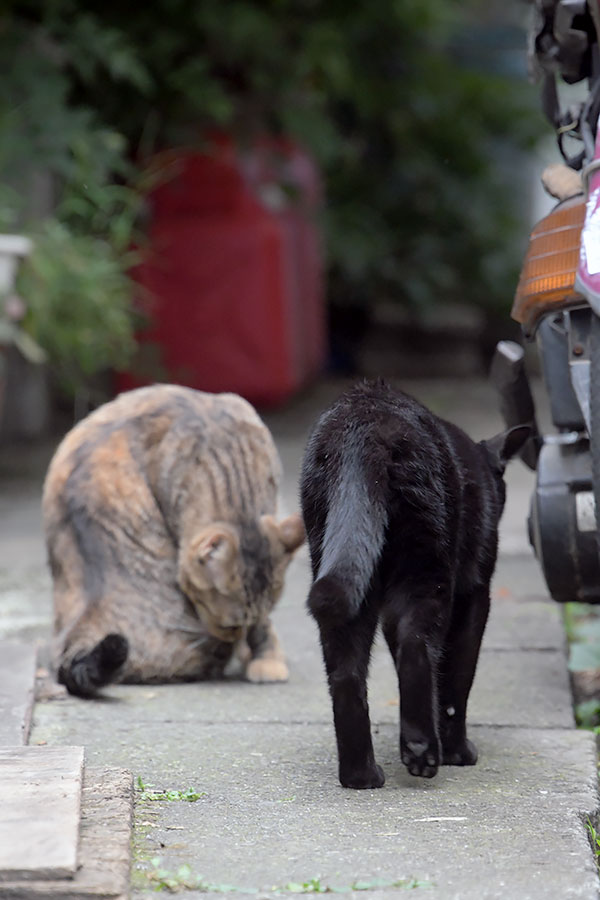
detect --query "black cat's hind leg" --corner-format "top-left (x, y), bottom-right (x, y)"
top-left (314, 599), bottom-right (384, 789)
top-left (383, 583), bottom-right (451, 779)
top-left (438, 585), bottom-right (490, 766)
top-left (58, 634), bottom-right (129, 698)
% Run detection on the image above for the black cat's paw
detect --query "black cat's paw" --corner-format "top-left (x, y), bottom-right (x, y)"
top-left (442, 738), bottom-right (478, 767)
top-left (401, 739), bottom-right (439, 779)
top-left (339, 763), bottom-right (385, 790)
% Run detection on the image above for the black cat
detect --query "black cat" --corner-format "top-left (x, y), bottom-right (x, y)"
top-left (300, 379), bottom-right (529, 789)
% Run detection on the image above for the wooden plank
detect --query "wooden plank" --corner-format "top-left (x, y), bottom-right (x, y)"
top-left (0, 642), bottom-right (37, 745)
top-left (0, 746), bottom-right (84, 881)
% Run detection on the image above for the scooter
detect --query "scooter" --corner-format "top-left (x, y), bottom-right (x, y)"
top-left (492, 0), bottom-right (600, 603)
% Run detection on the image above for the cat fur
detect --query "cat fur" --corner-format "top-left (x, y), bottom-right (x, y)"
top-left (300, 379), bottom-right (529, 788)
top-left (43, 384), bottom-right (304, 697)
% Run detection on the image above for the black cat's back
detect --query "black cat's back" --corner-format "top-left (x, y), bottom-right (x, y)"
top-left (300, 378), bottom-right (529, 788)
top-left (301, 380), bottom-right (502, 610)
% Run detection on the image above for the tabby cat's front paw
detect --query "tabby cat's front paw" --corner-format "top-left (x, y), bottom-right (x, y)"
top-left (339, 763), bottom-right (385, 790)
top-left (245, 657), bottom-right (289, 683)
top-left (442, 738), bottom-right (478, 767)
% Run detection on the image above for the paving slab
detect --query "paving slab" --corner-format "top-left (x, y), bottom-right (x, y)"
top-left (484, 594), bottom-right (567, 651)
top-left (492, 550), bottom-right (552, 596)
top-left (0, 641), bottom-right (37, 744)
top-left (0, 745), bottom-right (84, 882)
top-left (0, 480), bottom-right (46, 572)
top-left (123, 725), bottom-right (597, 900)
top-left (1, 765), bottom-right (133, 899)
top-left (28, 714), bottom-right (599, 899)
top-left (0, 571), bottom-right (53, 643)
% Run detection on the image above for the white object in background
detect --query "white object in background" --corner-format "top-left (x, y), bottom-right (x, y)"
top-left (0, 235), bottom-right (32, 294)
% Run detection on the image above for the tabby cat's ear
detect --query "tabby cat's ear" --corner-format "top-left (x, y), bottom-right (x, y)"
top-left (193, 526), bottom-right (238, 591)
top-left (482, 424), bottom-right (532, 472)
top-left (278, 513), bottom-right (305, 552)
top-left (260, 513), bottom-right (305, 555)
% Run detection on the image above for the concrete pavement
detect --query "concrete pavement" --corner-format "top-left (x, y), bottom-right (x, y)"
top-left (0, 376), bottom-right (598, 899)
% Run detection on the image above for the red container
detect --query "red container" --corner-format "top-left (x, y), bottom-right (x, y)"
top-left (116, 136), bottom-right (326, 407)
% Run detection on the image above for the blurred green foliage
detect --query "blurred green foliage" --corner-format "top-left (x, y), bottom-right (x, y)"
top-left (0, 12), bottom-right (145, 395)
top-left (1, 0), bottom-right (545, 394)
top-left (17, 221), bottom-right (139, 394)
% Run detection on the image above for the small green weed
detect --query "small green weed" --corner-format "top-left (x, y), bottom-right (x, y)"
top-left (281, 877), bottom-right (432, 893)
top-left (136, 776), bottom-right (205, 802)
top-left (142, 859), bottom-right (432, 893)
top-left (587, 818), bottom-right (600, 864)
top-left (284, 878), bottom-right (327, 894)
top-left (145, 859), bottom-right (255, 893)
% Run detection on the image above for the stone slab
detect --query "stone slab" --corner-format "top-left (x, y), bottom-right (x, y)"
top-left (0, 572), bottom-right (53, 643)
top-left (484, 595), bottom-right (566, 652)
top-left (0, 641), bottom-right (38, 744)
top-left (29, 712), bottom-right (599, 898)
top-left (0, 746), bottom-right (84, 881)
top-left (26, 645), bottom-right (574, 737)
top-left (491, 552), bottom-right (551, 599)
top-left (127, 723), bottom-right (598, 900)
top-left (0, 486), bottom-right (47, 572)
top-left (1, 765), bottom-right (133, 899)
top-left (468, 647), bottom-right (575, 728)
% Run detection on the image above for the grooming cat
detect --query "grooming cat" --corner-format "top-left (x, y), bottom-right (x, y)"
top-left (43, 384), bottom-right (304, 698)
top-left (300, 379), bottom-right (529, 788)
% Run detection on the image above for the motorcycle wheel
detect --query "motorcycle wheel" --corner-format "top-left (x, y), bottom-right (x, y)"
top-left (590, 312), bottom-right (600, 551)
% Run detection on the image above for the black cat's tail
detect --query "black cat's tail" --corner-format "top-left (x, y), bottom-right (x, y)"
top-left (307, 444), bottom-right (388, 623)
top-left (58, 633), bottom-right (129, 698)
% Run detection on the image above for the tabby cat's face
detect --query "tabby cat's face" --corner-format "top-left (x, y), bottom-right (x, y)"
top-left (178, 514), bottom-right (304, 641)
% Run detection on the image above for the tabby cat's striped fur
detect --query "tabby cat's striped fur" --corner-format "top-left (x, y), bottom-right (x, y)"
top-left (43, 384), bottom-right (304, 697)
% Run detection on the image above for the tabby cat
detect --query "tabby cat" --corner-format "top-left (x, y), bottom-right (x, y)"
top-left (44, 384), bottom-right (304, 697)
top-left (300, 379), bottom-right (529, 788)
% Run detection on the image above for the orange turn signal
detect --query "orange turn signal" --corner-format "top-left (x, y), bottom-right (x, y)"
top-left (511, 194), bottom-right (585, 336)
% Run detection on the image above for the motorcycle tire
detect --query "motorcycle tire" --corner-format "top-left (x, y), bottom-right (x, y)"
top-left (590, 311), bottom-right (600, 554)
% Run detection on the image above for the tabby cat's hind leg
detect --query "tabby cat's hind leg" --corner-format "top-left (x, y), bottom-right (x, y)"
top-left (58, 634), bottom-right (129, 698)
